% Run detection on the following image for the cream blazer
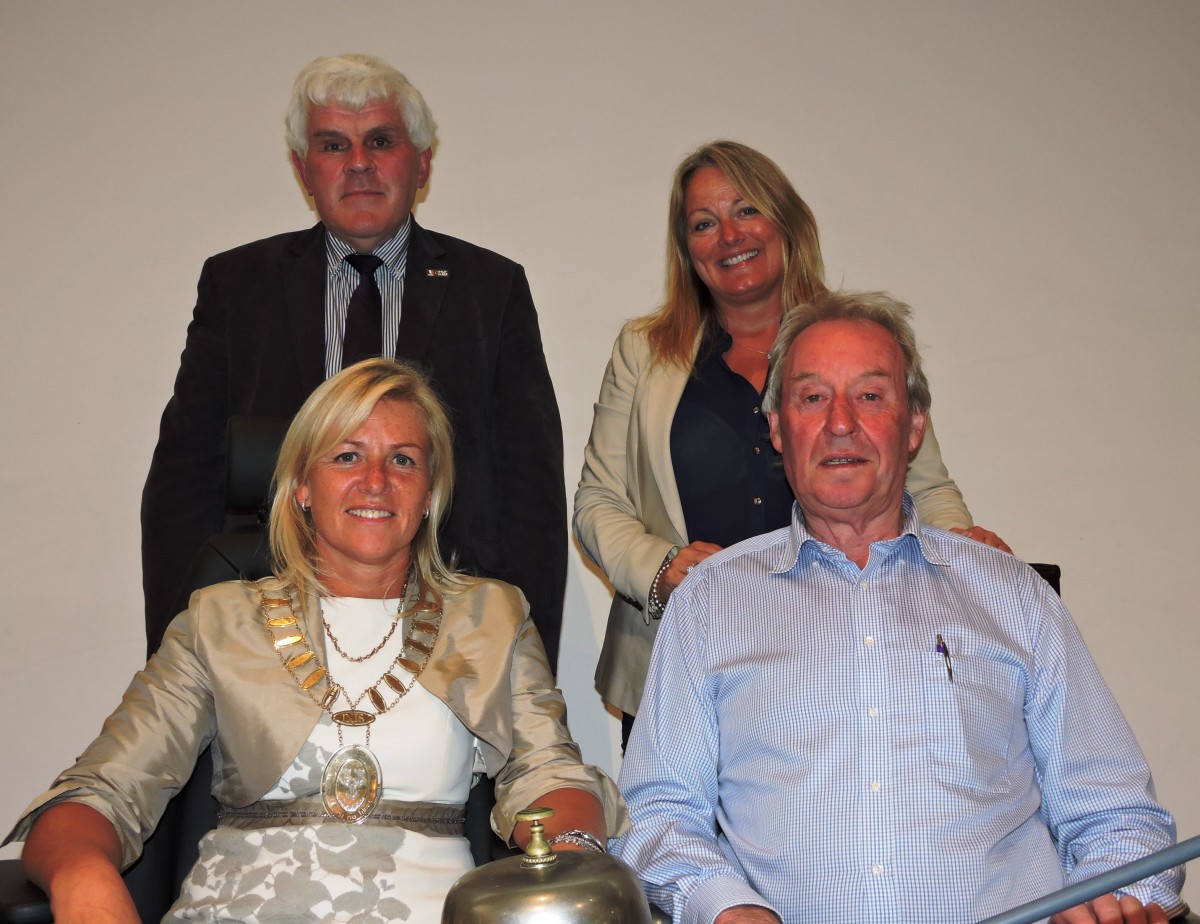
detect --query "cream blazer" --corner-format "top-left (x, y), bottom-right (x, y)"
top-left (8, 577), bottom-right (626, 868)
top-left (574, 321), bottom-right (972, 716)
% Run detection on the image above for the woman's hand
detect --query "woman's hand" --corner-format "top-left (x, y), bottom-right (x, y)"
top-left (656, 541), bottom-right (723, 601)
top-left (513, 788), bottom-right (607, 852)
top-left (950, 525), bottom-right (1012, 554)
top-left (23, 803), bottom-right (139, 924)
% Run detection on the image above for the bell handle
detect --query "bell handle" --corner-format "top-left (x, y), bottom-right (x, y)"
top-left (516, 806), bottom-right (559, 866)
top-left (516, 806), bottom-right (556, 825)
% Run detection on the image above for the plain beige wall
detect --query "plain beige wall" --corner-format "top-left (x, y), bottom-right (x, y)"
top-left (2, 0), bottom-right (1197, 908)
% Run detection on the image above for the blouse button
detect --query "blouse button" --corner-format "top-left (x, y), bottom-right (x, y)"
top-left (752, 497), bottom-right (762, 505)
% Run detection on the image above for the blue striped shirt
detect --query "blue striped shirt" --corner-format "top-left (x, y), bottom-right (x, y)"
top-left (613, 496), bottom-right (1183, 923)
top-left (322, 218), bottom-right (410, 376)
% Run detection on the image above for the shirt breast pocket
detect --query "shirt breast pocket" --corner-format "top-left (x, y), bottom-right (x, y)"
top-left (922, 655), bottom-right (1024, 795)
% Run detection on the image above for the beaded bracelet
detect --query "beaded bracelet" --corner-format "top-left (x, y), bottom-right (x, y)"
top-left (547, 829), bottom-right (606, 853)
top-left (646, 545), bottom-right (680, 620)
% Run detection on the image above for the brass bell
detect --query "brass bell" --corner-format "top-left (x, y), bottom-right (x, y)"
top-left (441, 806), bottom-right (657, 923)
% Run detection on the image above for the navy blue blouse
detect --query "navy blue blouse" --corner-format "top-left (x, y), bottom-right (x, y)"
top-left (670, 328), bottom-right (794, 548)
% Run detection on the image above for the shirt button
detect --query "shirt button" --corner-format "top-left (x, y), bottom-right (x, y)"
top-left (752, 406), bottom-right (760, 414)
top-left (870, 781), bottom-right (881, 793)
top-left (871, 864), bottom-right (883, 876)
top-left (864, 636), bottom-right (875, 648)
top-left (752, 497), bottom-right (762, 506)
top-left (868, 707), bottom-right (879, 718)
top-left (752, 446), bottom-right (761, 455)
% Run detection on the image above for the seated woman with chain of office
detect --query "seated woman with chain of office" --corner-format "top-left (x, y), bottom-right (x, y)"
top-left (7, 358), bottom-right (625, 924)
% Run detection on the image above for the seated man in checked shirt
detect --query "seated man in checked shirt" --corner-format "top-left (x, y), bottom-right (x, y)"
top-left (611, 290), bottom-right (1186, 924)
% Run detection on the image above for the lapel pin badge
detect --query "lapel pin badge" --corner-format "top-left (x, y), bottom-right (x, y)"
top-left (426, 269), bottom-right (449, 278)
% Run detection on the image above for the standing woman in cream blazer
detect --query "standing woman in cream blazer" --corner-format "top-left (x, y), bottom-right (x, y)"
top-left (574, 141), bottom-right (1009, 741)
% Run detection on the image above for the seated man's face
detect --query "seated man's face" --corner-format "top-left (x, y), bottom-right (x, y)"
top-left (768, 319), bottom-right (926, 528)
top-left (290, 100), bottom-right (432, 252)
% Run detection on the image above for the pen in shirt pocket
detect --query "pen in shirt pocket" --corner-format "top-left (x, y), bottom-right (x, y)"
top-left (935, 633), bottom-right (953, 682)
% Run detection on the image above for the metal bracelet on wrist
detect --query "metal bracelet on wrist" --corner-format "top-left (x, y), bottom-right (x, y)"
top-left (646, 545), bottom-right (681, 620)
top-left (547, 829), bottom-right (606, 853)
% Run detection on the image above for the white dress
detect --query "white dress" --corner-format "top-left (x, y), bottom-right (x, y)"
top-left (167, 597), bottom-right (478, 923)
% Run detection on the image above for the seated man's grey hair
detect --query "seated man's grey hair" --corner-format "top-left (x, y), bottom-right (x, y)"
top-left (763, 290), bottom-right (932, 417)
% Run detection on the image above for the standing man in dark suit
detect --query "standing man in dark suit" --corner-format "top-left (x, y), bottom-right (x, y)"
top-left (141, 53), bottom-right (567, 669)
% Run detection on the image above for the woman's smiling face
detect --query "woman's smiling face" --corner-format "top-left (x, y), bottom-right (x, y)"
top-left (684, 165), bottom-right (785, 314)
top-left (295, 397), bottom-right (432, 596)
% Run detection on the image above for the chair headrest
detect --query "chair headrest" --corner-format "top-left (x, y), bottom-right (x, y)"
top-left (225, 416), bottom-right (290, 516)
top-left (1029, 562), bottom-right (1061, 595)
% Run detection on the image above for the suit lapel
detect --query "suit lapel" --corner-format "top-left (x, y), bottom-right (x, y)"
top-left (397, 220), bottom-right (450, 361)
top-left (280, 224), bottom-right (329, 391)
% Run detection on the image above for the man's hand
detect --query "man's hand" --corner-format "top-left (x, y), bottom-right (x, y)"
top-left (714, 906), bottom-right (782, 924)
top-left (1049, 893), bottom-right (1169, 924)
top-left (950, 525), bottom-right (1013, 554)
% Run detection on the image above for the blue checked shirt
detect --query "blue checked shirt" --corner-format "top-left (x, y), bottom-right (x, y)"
top-left (613, 495), bottom-right (1184, 924)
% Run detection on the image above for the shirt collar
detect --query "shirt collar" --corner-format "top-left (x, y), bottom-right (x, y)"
top-left (705, 324), bottom-right (733, 353)
top-left (770, 491), bottom-right (949, 574)
top-left (323, 215), bottom-right (412, 277)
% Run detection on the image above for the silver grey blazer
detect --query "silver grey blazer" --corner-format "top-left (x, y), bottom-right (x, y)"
top-left (8, 576), bottom-right (625, 868)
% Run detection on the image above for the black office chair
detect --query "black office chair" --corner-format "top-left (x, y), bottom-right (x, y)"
top-left (1029, 562), bottom-right (1061, 596)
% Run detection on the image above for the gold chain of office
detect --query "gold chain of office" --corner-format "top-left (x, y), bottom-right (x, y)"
top-left (259, 581), bottom-right (443, 730)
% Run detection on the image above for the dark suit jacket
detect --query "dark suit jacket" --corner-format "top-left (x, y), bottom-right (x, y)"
top-left (141, 221), bottom-right (567, 667)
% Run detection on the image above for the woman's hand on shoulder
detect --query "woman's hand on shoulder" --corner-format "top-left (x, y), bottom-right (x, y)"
top-left (657, 541), bottom-right (723, 599)
top-left (949, 525), bottom-right (1012, 554)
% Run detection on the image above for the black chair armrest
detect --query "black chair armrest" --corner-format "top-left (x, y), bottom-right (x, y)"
top-left (0, 859), bottom-right (50, 924)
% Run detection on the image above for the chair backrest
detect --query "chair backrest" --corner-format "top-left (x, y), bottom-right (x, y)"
top-left (1029, 562), bottom-right (1061, 596)
top-left (168, 416), bottom-right (289, 616)
top-left (125, 416), bottom-right (284, 921)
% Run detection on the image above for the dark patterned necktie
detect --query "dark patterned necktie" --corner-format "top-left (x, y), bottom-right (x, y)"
top-left (342, 253), bottom-right (385, 368)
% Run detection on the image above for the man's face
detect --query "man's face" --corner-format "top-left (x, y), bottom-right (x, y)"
top-left (290, 101), bottom-right (431, 252)
top-left (768, 319), bottom-right (926, 532)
